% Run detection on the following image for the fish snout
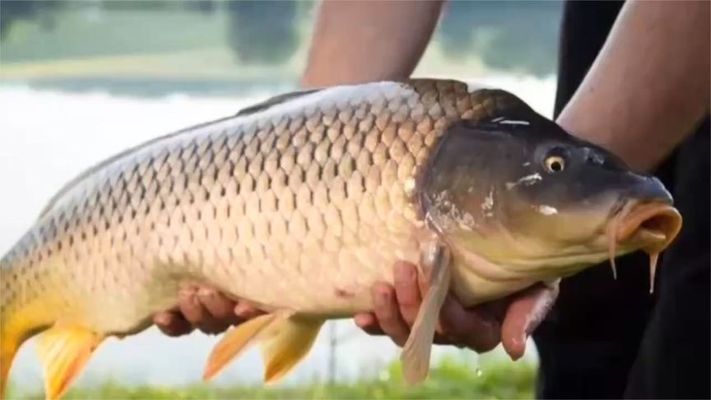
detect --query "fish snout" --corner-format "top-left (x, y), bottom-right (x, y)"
top-left (605, 174), bottom-right (683, 294)
top-left (614, 175), bottom-right (680, 248)
top-left (623, 175), bottom-right (673, 206)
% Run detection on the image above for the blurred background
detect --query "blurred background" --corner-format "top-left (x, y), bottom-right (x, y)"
top-left (0, 1), bottom-right (563, 398)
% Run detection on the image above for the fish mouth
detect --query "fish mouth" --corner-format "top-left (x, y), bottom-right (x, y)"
top-left (606, 200), bottom-right (683, 292)
top-left (616, 202), bottom-right (682, 248)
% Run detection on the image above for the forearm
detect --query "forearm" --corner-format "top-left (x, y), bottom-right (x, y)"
top-left (301, 0), bottom-right (444, 88)
top-left (557, 0), bottom-right (710, 171)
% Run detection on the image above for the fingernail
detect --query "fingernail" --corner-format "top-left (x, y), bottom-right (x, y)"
top-left (354, 313), bottom-right (373, 328)
top-left (376, 287), bottom-right (390, 304)
top-left (234, 303), bottom-right (246, 315)
top-left (406, 262), bottom-right (420, 280)
top-left (197, 288), bottom-right (215, 298)
top-left (234, 303), bottom-right (252, 318)
top-left (154, 313), bottom-right (172, 325)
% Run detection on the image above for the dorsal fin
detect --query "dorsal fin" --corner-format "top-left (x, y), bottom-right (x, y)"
top-left (473, 88), bottom-right (539, 122)
top-left (235, 88), bottom-right (321, 117)
top-left (403, 78), bottom-right (538, 123)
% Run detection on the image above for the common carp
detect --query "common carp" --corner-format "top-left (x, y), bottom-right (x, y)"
top-left (0, 79), bottom-right (682, 399)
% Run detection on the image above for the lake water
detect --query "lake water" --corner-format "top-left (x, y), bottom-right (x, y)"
top-left (0, 73), bottom-right (555, 390)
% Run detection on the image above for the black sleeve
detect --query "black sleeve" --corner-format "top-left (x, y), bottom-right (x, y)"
top-left (536, 1), bottom-right (711, 399)
top-left (623, 118), bottom-right (710, 400)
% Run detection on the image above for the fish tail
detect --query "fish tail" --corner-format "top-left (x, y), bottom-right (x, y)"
top-left (0, 276), bottom-right (103, 400)
top-left (0, 293), bottom-right (31, 398)
top-left (1, 254), bottom-right (19, 399)
top-left (1, 248), bottom-right (105, 400)
top-left (2, 293), bottom-right (104, 399)
top-left (1, 232), bottom-right (47, 391)
top-left (0, 323), bottom-right (32, 400)
top-left (1, 253), bottom-right (43, 399)
top-left (0, 330), bottom-right (18, 399)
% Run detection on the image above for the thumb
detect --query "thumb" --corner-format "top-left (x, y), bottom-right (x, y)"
top-left (501, 280), bottom-right (560, 361)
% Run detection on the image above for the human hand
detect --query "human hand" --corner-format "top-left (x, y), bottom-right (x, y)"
top-left (153, 263), bottom-right (558, 360)
top-left (355, 261), bottom-right (558, 360)
top-left (153, 283), bottom-right (263, 336)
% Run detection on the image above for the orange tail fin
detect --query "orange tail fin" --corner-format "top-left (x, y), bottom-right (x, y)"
top-left (0, 335), bottom-right (19, 399)
top-left (0, 318), bottom-right (34, 399)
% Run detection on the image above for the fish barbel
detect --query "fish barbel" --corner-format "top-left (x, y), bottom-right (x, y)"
top-left (0, 79), bottom-right (682, 399)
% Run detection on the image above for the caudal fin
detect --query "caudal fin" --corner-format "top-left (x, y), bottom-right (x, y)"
top-left (0, 321), bottom-right (104, 400)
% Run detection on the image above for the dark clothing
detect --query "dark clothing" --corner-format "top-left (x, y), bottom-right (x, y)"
top-left (533, 1), bottom-right (711, 399)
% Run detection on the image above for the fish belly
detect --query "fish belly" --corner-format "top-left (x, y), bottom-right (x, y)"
top-left (5, 79), bottom-right (505, 336)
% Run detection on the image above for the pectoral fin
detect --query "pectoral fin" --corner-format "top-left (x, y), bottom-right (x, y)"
top-left (35, 324), bottom-right (104, 400)
top-left (260, 317), bottom-right (324, 383)
top-left (401, 242), bottom-right (451, 385)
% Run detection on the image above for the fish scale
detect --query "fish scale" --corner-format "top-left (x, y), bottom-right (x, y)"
top-left (0, 79), bottom-right (553, 397)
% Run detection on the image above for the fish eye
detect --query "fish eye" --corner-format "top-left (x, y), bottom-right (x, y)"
top-left (544, 155), bottom-right (566, 173)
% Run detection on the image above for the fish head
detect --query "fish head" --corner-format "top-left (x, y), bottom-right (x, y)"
top-left (421, 92), bottom-right (682, 282)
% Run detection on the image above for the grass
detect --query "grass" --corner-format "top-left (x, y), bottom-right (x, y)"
top-left (7, 355), bottom-right (536, 400)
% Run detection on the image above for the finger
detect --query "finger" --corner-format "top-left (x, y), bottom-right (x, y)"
top-left (234, 302), bottom-right (265, 321)
top-left (372, 282), bottom-right (411, 347)
top-left (501, 281), bottom-right (559, 361)
top-left (354, 313), bottom-right (385, 336)
top-left (438, 294), bottom-right (501, 353)
top-left (178, 287), bottom-right (206, 324)
top-left (393, 261), bottom-right (422, 327)
top-left (153, 310), bottom-right (194, 337)
top-left (197, 287), bottom-right (239, 323)
top-left (354, 311), bottom-right (448, 343)
top-left (178, 287), bottom-right (226, 335)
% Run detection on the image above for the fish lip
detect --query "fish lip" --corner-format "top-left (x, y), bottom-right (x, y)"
top-left (614, 200), bottom-right (683, 251)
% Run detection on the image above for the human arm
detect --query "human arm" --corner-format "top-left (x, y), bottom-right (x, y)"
top-left (300, 0), bottom-right (444, 88)
top-left (355, 262), bottom-right (558, 359)
top-left (356, 1), bottom-right (710, 357)
top-left (557, 0), bottom-right (710, 172)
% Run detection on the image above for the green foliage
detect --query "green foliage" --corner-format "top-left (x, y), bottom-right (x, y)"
top-left (225, 1), bottom-right (300, 64)
top-left (9, 356), bottom-right (536, 400)
top-left (437, 1), bottom-right (563, 77)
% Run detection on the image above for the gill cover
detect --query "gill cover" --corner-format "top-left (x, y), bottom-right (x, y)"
top-left (420, 89), bottom-right (548, 236)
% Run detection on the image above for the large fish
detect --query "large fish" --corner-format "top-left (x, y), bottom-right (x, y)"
top-left (0, 79), bottom-right (682, 399)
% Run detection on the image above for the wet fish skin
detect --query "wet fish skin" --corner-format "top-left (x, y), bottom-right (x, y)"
top-left (1, 80), bottom-right (524, 397)
top-left (0, 77), bottom-right (682, 398)
top-left (1, 80), bottom-right (511, 330)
